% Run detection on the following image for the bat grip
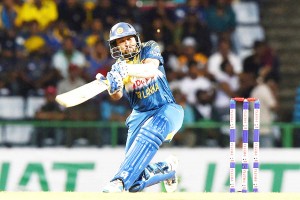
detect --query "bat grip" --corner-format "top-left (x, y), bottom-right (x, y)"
top-left (96, 73), bottom-right (109, 85)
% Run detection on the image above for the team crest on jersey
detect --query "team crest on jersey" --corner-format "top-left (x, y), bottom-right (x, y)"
top-left (116, 27), bottom-right (124, 34)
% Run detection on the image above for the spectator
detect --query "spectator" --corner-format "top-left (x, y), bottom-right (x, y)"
top-left (16, 0), bottom-right (58, 30)
top-left (82, 0), bottom-right (96, 24)
top-left (92, 0), bottom-right (118, 30)
top-left (85, 40), bottom-right (114, 81)
top-left (205, 0), bottom-right (236, 50)
top-left (0, 29), bottom-right (17, 59)
top-left (174, 0), bottom-right (207, 24)
top-left (250, 74), bottom-right (278, 148)
top-left (16, 20), bottom-right (78, 93)
top-left (193, 87), bottom-right (221, 147)
top-left (0, 26), bottom-right (19, 95)
top-left (194, 87), bottom-right (217, 122)
top-left (51, 35), bottom-right (87, 79)
top-left (33, 86), bottom-right (65, 147)
top-left (237, 72), bottom-right (256, 99)
top-left (17, 45), bottom-right (59, 97)
top-left (0, 53), bottom-right (17, 95)
top-left (214, 59), bottom-right (240, 112)
top-left (243, 40), bottom-right (281, 84)
top-left (0, 0), bottom-right (21, 30)
top-left (57, 63), bottom-right (87, 95)
top-left (175, 11), bottom-right (212, 56)
top-left (213, 59), bottom-right (240, 146)
top-left (170, 60), bottom-right (212, 105)
top-left (45, 20), bottom-right (73, 52)
top-left (82, 18), bottom-right (106, 56)
top-left (118, 0), bottom-right (143, 25)
top-left (207, 38), bottom-right (242, 81)
top-left (167, 37), bottom-right (208, 79)
top-left (57, 0), bottom-right (86, 33)
top-left (17, 20), bottom-right (49, 55)
top-left (260, 41), bottom-right (280, 83)
top-left (143, 0), bottom-right (176, 32)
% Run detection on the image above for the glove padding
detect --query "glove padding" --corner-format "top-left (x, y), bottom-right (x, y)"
top-left (106, 71), bottom-right (123, 95)
top-left (111, 60), bottom-right (128, 79)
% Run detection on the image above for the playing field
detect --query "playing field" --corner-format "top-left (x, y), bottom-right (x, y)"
top-left (1, 192), bottom-right (300, 200)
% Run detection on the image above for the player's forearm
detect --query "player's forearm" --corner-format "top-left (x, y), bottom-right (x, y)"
top-left (127, 62), bottom-right (159, 78)
top-left (110, 90), bottom-right (123, 100)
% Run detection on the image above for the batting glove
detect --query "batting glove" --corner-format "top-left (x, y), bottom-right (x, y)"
top-left (106, 71), bottom-right (123, 95)
top-left (111, 60), bottom-right (128, 79)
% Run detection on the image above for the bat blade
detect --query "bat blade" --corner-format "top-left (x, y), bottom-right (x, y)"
top-left (55, 80), bottom-right (108, 107)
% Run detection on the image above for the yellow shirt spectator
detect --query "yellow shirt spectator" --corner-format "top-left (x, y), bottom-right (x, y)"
top-left (16, 0), bottom-right (58, 30)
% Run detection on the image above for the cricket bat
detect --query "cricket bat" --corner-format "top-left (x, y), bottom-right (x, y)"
top-left (55, 60), bottom-right (159, 107)
top-left (55, 78), bottom-right (109, 108)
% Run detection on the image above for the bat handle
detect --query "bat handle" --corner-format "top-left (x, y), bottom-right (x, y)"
top-left (96, 73), bottom-right (109, 85)
top-left (96, 73), bottom-right (130, 85)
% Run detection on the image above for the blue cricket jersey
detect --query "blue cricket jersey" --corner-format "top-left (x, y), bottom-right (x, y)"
top-left (121, 40), bottom-right (176, 112)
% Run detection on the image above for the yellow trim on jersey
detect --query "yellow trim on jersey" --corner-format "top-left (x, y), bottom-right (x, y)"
top-left (126, 54), bottom-right (141, 64)
top-left (123, 76), bottom-right (131, 85)
top-left (165, 130), bottom-right (176, 141)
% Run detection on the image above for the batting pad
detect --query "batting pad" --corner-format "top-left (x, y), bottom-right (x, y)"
top-left (112, 115), bottom-right (168, 190)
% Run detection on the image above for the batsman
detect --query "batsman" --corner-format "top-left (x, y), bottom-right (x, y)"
top-left (99, 22), bottom-right (184, 193)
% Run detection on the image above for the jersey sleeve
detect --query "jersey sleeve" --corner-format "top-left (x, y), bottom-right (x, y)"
top-left (142, 40), bottom-right (164, 65)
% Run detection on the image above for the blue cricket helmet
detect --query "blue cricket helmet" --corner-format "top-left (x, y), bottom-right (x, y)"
top-left (108, 22), bottom-right (141, 59)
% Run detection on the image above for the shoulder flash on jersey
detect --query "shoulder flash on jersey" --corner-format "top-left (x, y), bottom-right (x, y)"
top-left (144, 40), bottom-right (157, 47)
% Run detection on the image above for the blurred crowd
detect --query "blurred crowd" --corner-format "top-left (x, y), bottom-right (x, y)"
top-left (0, 0), bottom-right (281, 148)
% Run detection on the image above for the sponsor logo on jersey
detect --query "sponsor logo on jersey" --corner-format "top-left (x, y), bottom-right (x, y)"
top-left (124, 77), bottom-right (160, 99)
top-left (135, 83), bottom-right (159, 99)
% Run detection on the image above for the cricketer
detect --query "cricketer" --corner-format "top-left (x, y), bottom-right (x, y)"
top-left (100, 22), bottom-right (184, 192)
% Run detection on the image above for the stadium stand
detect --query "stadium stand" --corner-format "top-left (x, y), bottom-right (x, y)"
top-left (232, 1), bottom-right (265, 59)
top-left (0, 96), bottom-right (33, 146)
top-left (25, 96), bottom-right (46, 119)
